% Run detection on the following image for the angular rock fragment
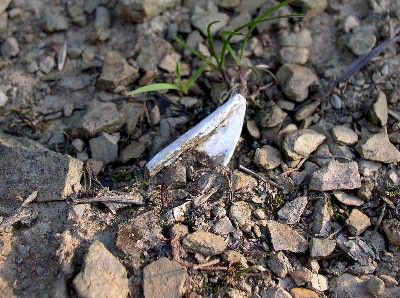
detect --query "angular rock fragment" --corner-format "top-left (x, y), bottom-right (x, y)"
top-left (0, 131), bottom-right (82, 202)
top-left (310, 238), bottom-right (336, 257)
top-left (191, 4), bottom-right (229, 36)
top-left (254, 145), bottom-right (282, 170)
top-left (116, 0), bottom-right (181, 22)
top-left (266, 221), bottom-right (308, 253)
top-left (183, 230), bottom-right (227, 256)
top-left (89, 133), bottom-right (119, 164)
top-left (309, 160), bottom-right (361, 191)
top-left (369, 90), bottom-right (388, 126)
top-left (333, 191), bottom-right (364, 206)
top-left (383, 219), bottom-right (400, 246)
top-left (277, 64), bottom-right (318, 102)
top-left (143, 258), bottom-right (187, 298)
top-left (357, 131), bottom-right (400, 163)
top-left (282, 129), bottom-right (326, 160)
top-left (312, 197), bottom-right (333, 236)
top-left (97, 51), bottom-right (139, 91)
top-left (346, 209), bottom-right (371, 236)
top-left (331, 125), bottom-right (358, 145)
top-left (267, 251), bottom-right (292, 278)
top-left (73, 241), bottom-right (129, 298)
top-left (278, 196), bottom-right (308, 224)
top-left (290, 288), bottom-right (320, 298)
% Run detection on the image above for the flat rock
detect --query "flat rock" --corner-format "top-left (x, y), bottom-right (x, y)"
top-left (333, 191), bottom-right (364, 206)
top-left (258, 104), bottom-right (288, 128)
top-left (290, 288), bottom-right (319, 298)
top-left (246, 120), bottom-right (261, 139)
top-left (357, 131), bottom-right (400, 163)
top-left (330, 273), bottom-right (370, 297)
top-left (294, 100), bottom-right (320, 121)
top-left (263, 287), bottom-right (292, 298)
top-left (80, 102), bottom-right (125, 137)
top-left (267, 251), bottom-right (292, 278)
top-left (143, 257), bottom-right (187, 298)
top-left (312, 197), bottom-right (333, 236)
top-left (230, 201), bottom-right (253, 232)
top-left (73, 241), bottom-right (129, 298)
top-left (45, 6), bottom-right (69, 32)
top-left (282, 129), bottom-right (326, 160)
top-left (346, 209), bottom-right (371, 235)
top-left (118, 0), bottom-right (180, 22)
top-left (97, 51), bottom-right (139, 91)
top-left (310, 273), bottom-right (328, 292)
top-left (266, 221), bottom-right (308, 253)
top-left (280, 47), bottom-right (309, 65)
top-left (310, 237), bottom-right (336, 257)
top-left (119, 142), bottom-right (146, 163)
top-left (231, 170), bottom-right (257, 191)
top-left (290, 268), bottom-right (313, 286)
top-left (123, 102), bottom-right (144, 135)
top-left (183, 230), bottom-right (227, 256)
top-left (0, 131), bottom-right (82, 202)
top-left (331, 125), bottom-right (359, 145)
top-left (347, 28), bottom-right (376, 56)
top-left (280, 29), bottom-right (312, 48)
top-left (89, 133), bottom-right (119, 164)
top-left (213, 216), bottom-right (235, 235)
top-left (358, 160), bottom-right (381, 177)
top-left (278, 196), bottom-right (308, 224)
top-left (309, 160), bottom-right (361, 191)
top-left (277, 64), bottom-right (318, 102)
top-left (191, 5), bottom-right (229, 36)
top-left (383, 219), bottom-right (400, 246)
top-left (369, 90), bottom-right (388, 126)
top-left (254, 145), bottom-right (282, 170)
top-left (0, 0), bottom-right (11, 15)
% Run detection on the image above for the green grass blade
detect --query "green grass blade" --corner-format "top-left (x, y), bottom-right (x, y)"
top-left (185, 64), bottom-right (207, 91)
top-left (128, 83), bottom-right (179, 96)
top-left (174, 36), bottom-right (209, 61)
top-left (207, 21), bottom-right (220, 65)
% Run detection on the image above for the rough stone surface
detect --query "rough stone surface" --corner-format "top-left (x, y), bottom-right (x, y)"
top-left (80, 102), bottom-right (125, 137)
top-left (213, 216), bottom-right (235, 235)
top-left (331, 273), bottom-right (370, 297)
top-left (310, 237), bottom-right (336, 257)
top-left (267, 221), bottom-right (308, 253)
top-left (183, 230), bottom-right (227, 256)
top-left (263, 287), bottom-right (292, 298)
top-left (309, 160), bottom-right (361, 191)
top-left (333, 191), bottom-right (364, 206)
top-left (89, 133), bottom-right (119, 164)
top-left (119, 142), bottom-right (146, 162)
top-left (290, 267), bottom-right (313, 286)
top-left (143, 257), bottom-right (187, 298)
top-left (369, 90), bottom-right (388, 126)
top-left (45, 6), bottom-right (69, 32)
top-left (229, 201), bottom-right (253, 232)
top-left (357, 131), bottom-right (400, 163)
top-left (0, 131), bottom-right (83, 201)
top-left (254, 145), bottom-right (282, 170)
top-left (347, 28), bottom-right (376, 56)
top-left (1, 37), bottom-right (19, 58)
top-left (191, 5), bottom-right (229, 36)
top-left (97, 51), bottom-right (139, 91)
top-left (116, 0), bottom-right (181, 22)
top-left (0, 0), bottom-right (11, 15)
top-left (231, 170), bottom-right (257, 191)
top-left (267, 252), bottom-right (292, 278)
top-left (312, 197), bottom-right (333, 237)
top-left (366, 276), bottom-right (385, 297)
top-left (331, 125), bottom-right (358, 145)
top-left (383, 219), bottom-right (400, 246)
top-left (258, 104), bottom-right (287, 128)
top-left (282, 129), bottom-right (326, 160)
top-left (277, 196), bottom-right (308, 224)
top-left (277, 64), bottom-right (318, 102)
top-left (310, 273), bottom-right (328, 292)
top-left (73, 241), bottom-right (129, 298)
top-left (290, 288), bottom-right (319, 298)
top-left (346, 209), bottom-right (371, 235)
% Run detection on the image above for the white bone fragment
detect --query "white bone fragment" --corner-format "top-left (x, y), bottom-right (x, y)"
top-left (146, 93), bottom-right (246, 176)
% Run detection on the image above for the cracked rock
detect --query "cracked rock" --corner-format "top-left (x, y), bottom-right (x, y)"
top-left (267, 221), bottom-right (308, 253)
top-left (183, 230), bottom-right (227, 256)
top-left (73, 241), bottom-right (129, 298)
top-left (309, 160), bottom-right (361, 191)
top-left (357, 131), bottom-right (400, 163)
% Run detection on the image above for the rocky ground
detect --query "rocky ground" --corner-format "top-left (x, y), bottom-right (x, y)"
top-left (1, 0), bottom-right (400, 297)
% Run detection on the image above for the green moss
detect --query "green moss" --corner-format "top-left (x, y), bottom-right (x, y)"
top-left (384, 184), bottom-right (400, 199)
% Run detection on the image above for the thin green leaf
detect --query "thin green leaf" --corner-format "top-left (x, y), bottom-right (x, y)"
top-left (207, 21), bottom-right (220, 65)
top-left (174, 36), bottom-right (208, 61)
top-left (185, 64), bottom-right (207, 91)
top-left (128, 83), bottom-right (179, 96)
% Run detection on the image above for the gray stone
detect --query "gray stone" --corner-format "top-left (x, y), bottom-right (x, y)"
top-left (183, 230), bottom-right (227, 256)
top-left (1, 37), bottom-right (19, 58)
top-left (0, 0), bottom-right (11, 15)
top-left (309, 273), bottom-right (328, 292)
top-left (366, 276), bottom-right (385, 297)
top-left (254, 145), bottom-right (282, 170)
top-left (294, 100), bottom-right (320, 121)
top-left (76, 151), bottom-right (89, 162)
top-left (282, 129), bottom-right (326, 160)
top-left (263, 286), bottom-right (292, 298)
top-left (97, 51), bottom-right (139, 91)
top-left (73, 241), bottom-right (129, 298)
top-left (290, 267), bottom-right (313, 286)
top-left (0, 131), bottom-right (82, 202)
top-left (357, 131), bottom-right (400, 163)
top-left (44, 6), bottom-right (69, 32)
top-left (331, 94), bottom-right (343, 110)
top-left (383, 219), bottom-right (400, 246)
top-left (213, 216), bottom-right (235, 235)
top-left (159, 51), bottom-right (181, 73)
top-left (331, 273), bottom-right (370, 297)
top-left (347, 28), bottom-right (376, 56)
top-left (280, 29), bottom-right (312, 48)
top-left (292, 0), bottom-right (328, 18)
top-left (230, 201), bottom-right (253, 232)
top-left (333, 191), bottom-right (364, 206)
top-left (369, 90), bottom-right (388, 126)
top-left (309, 160), bottom-right (361, 191)
top-left (231, 170), bottom-right (257, 191)
top-left (72, 138), bottom-right (85, 152)
top-left (369, 0), bottom-right (389, 13)
top-left (122, 102), bottom-right (144, 135)
top-left (379, 274), bottom-right (398, 288)
top-left (217, 0), bottom-right (241, 8)
top-left (39, 56), bottom-right (55, 74)
top-left (277, 99), bottom-right (296, 111)
top-left (331, 125), bottom-right (358, 145)
top-left (278, 196), bottom-right (308, 225)
top-left (257, 1), bottom-right (291, 32)
top-left (94, 7), bottom-right (111, 42)
top-left (89, 133), bottom-right (119, 164)
top-left (119, 142), bottom-right (146, 163)
top-left (143, 258), bottom-right (187, 298)
top-left (258, 104), bottom-right (287, 128)
top-left (312, 197), bottom-right (333, 237)
top-left (223, 12), bottom-right (251, 43)
top-left (266, 221), bottom-right (308, 252)
top-left (346, 209), bottom-right (371, 236)
top-left (310, 238), bottom-right (336, 257)
top-left (358, 160), bottom-right (381, 177)
top-left (0, 89), bottom-right (7, 106)
top-left (246, 120), bottom-right (261, 139)
top-left (267, 252), bottom-right (292, 278)
top-left (290, 288), bottom-right (319, 298)
top-left (84, 0), bottom-right (109, 14)
top-left (116, 0), bottom-right (181, 22)
top-left (67, 0), bottom-right (87, 26)
top-left (80, 102), bottom-right (125, 137)
top-left (277, 64), bottom-right (318, 102)
top-left (191, 5), bottom-right (229, 36)
top-left (280, 47), bottom-right (309, 64)
top-left (86, 159), bottom-right (104, 176)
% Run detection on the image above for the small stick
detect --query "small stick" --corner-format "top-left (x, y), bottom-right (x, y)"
top-left (374, 203), bottom-right (386, 232)
top-left (281, 157), bottom-right (307, 176)
top-left (193, 259), bottom-right (220, 270)
top-left (238, 165), bottom-right (267, 183)
top-left (71, 198), bottom-right (143, 205)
